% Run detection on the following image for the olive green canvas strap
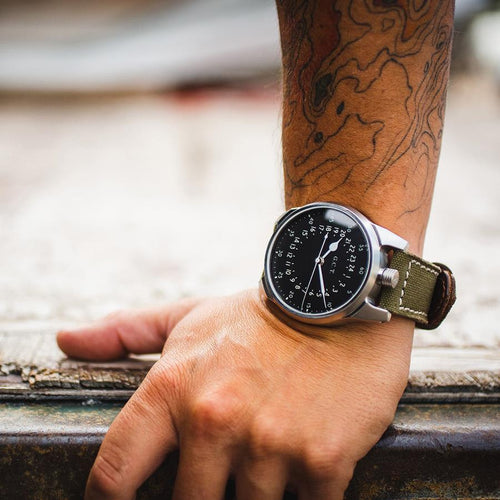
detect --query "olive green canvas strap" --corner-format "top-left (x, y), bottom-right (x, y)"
top-left (379, 250), bottom-right (456, 330)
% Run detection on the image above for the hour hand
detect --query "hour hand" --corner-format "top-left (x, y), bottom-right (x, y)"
top-left (321, 237), bottom-right (343, 260)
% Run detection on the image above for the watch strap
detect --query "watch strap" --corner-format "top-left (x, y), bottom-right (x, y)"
top-left (378, 250), bottom-right (456, 330)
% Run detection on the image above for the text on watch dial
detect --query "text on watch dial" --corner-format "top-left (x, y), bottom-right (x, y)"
top-left (269, 207), bottom-right (370, 315)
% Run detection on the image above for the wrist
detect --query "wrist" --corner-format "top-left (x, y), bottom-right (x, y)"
top-left (257, 286), bottom-right (414, 348)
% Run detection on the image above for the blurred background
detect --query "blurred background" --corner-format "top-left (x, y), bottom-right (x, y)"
top-left (0, 0), bottom-right (499, 350)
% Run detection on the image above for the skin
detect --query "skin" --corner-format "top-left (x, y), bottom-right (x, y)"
top-left (57, 1), bottom-right (454, 498)
top-left (279, 0), bottom-right (454, 253)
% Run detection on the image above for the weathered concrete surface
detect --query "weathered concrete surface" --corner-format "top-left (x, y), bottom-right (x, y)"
top-left (0, 74), bottom-right (499, 353)
top-left (423, 75), bottom-right (500, 349)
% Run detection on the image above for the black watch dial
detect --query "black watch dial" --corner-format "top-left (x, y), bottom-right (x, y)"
top-left (266, 205), bottom-right (371, 316)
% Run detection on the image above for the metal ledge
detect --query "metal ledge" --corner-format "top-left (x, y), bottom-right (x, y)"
top-left (0, 402), bottom-right (499, 499)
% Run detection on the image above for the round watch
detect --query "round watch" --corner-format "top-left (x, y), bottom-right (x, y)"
top-left (261, 202), bottom-right (455, 330)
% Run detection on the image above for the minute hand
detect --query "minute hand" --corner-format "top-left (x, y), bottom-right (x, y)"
top-left (318, 264), bottom-right (327, 308)
top-left (321, 237), bottom-right (344, 260)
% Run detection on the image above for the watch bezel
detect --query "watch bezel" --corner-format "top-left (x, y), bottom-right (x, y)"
top-left (262, 202), bottom-right (386, 326)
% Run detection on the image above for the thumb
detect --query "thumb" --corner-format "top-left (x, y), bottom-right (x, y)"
top-left (57, 297), bottom-right (200, 361)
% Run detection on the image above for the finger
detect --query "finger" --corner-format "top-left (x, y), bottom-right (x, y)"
top-left (172, 437), bottom-right (232, 500)
top-left (235, 458), bottom-right (287, 500)
top-left (294, 449), bottom-right (353, 500)
top-left (85, 363), bottom-right (178, 500)
top-left (57, 297), bottom-right (200, 360)
top-left (297, 481), bottom-right (345, 500)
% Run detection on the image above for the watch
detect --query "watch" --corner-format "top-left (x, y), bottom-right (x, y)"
top-left (261, 202), bottom-right (456, 330)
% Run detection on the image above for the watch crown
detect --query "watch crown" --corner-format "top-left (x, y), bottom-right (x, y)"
top-left (377, 268), bottom-right (399, 288)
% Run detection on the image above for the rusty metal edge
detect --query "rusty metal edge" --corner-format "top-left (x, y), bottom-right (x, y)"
top-left (2, 391), bottom-right (500, 404)
top-left (1, 402), bottom-right (499, 499)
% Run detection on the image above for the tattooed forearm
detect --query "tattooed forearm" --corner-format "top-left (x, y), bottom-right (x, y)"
top-left (277, 0), bottom-right (454, 252)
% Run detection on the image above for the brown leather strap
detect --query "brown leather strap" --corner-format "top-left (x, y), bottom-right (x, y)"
top-left (416, 262), bottom-right (457, 330)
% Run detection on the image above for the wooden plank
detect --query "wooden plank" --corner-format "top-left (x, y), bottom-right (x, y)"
top-left (2, 330), bottom-right (500, 402)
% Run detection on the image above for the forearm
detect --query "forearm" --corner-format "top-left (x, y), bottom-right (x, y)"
top-left (277, 0), bottom-right (454, 254)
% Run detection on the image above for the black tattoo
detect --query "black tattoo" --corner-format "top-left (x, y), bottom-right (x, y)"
top-left (278, 0), bottom-right (454, 218)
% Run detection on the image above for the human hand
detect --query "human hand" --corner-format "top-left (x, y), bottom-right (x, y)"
top-left (57, 289), bottom-right (413, 500)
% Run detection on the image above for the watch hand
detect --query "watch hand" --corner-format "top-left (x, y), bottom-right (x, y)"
top-left (301, 233), bottom-right (329, 310)
top-left (321, 237), bottom-right (344, 260)
top-left (318, 264), bottom-right (327, 309)
top-left (316, 233), bottom-right (330, 260)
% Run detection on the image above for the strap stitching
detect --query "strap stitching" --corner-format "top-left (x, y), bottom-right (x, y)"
top-left (399, 259), bottom-right (439, 318)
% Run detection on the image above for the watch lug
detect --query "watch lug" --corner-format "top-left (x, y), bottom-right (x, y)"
top-left (274, 207), bottom-right (298, 231)
top-left (350, 299), bottom-right (391, 323)
top-left (373, 224), bottom-right (409, 251)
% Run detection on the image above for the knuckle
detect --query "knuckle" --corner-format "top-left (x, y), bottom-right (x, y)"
top-left (148, 360), bottom-right (182, 389)
top-left (103, 309), bottom-right (128, 324)
top-left (189, 389), bottom-right (244, 439)
top-left (88, 449), bottom-right (127, 497)
top-left (137, 361), bottom-right (184, 412)
top-left (102, 310), bottom-right (135, 340)
top-left (247, 414), bottom-right (287, 459)
top-left (301, 441), bottom-right (347, 481)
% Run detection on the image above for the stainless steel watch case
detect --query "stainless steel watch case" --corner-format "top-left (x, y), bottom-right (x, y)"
top-left (261, 202), bottom-right (409, 325)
